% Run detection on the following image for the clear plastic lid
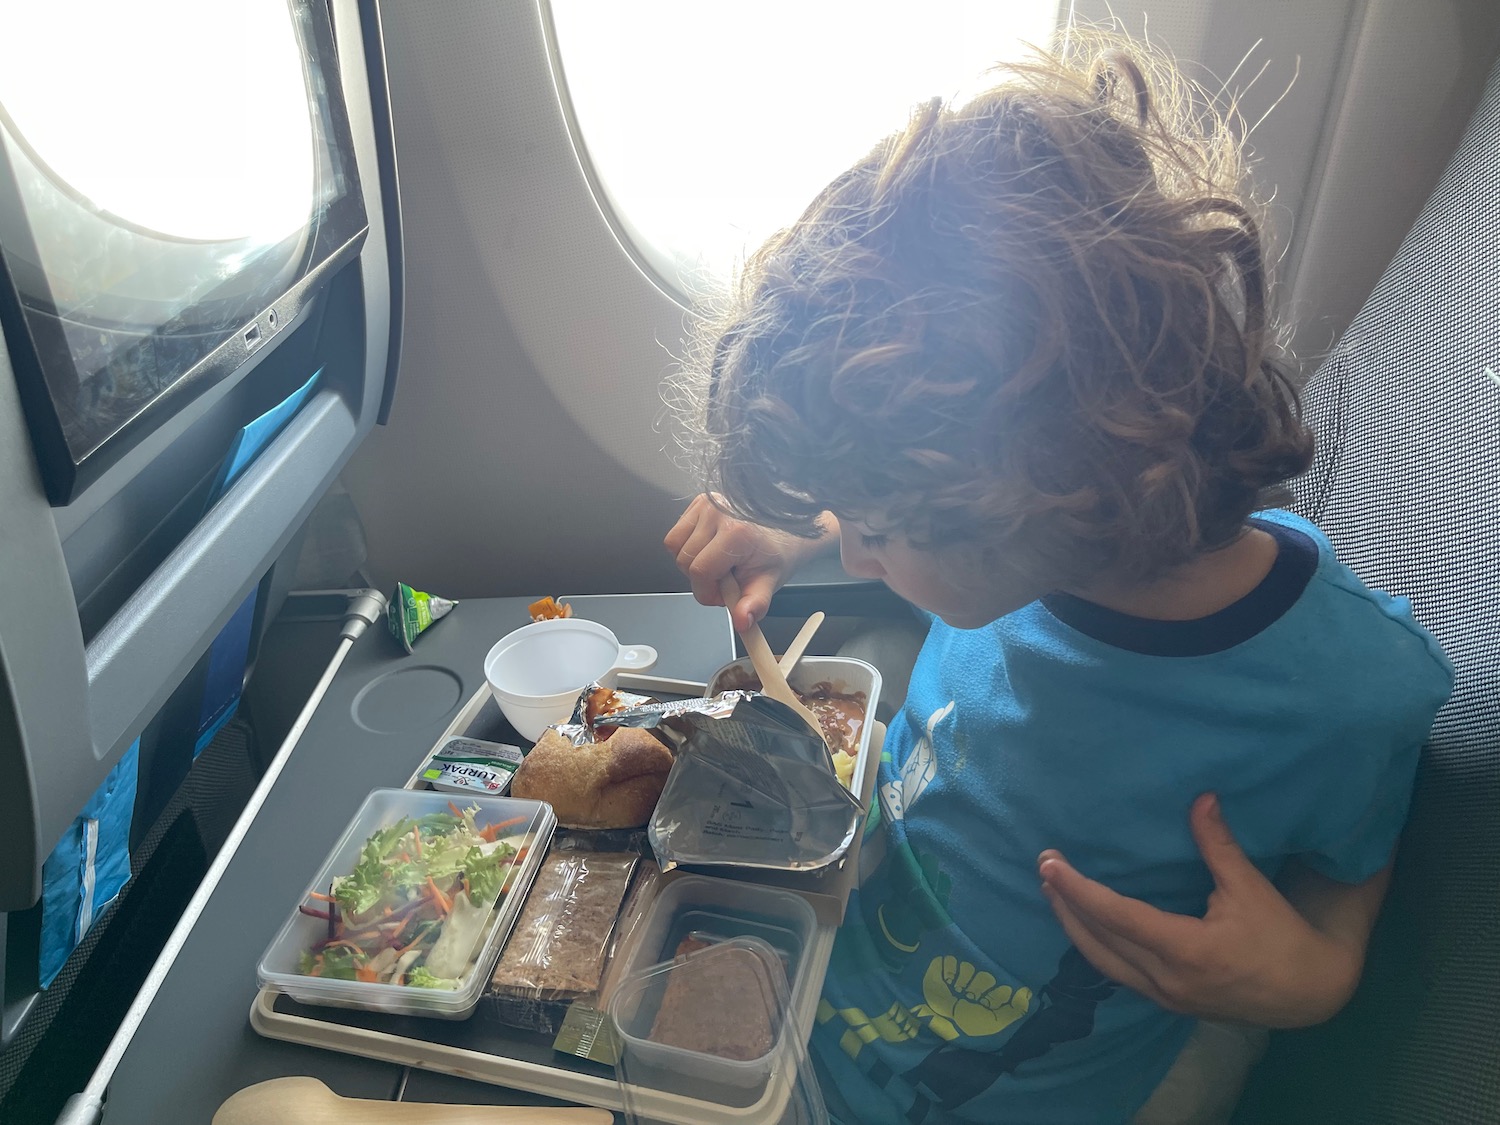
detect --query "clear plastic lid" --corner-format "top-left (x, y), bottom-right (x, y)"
top-left (257, 788), bottom-right (556, 1019)
top-left (608, 936), bottom-right (829, 1125)
top-left (607, 875), bottom-right (817, 1010)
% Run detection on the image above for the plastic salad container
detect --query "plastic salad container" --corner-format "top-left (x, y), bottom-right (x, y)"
top-left (609, 936), bottom-right (828, 1125)
top-left (257, 788), bottom-right (556, 1019)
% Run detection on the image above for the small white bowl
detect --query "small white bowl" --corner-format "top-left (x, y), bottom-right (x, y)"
top-left (484, 618), bottom-right (657, 742)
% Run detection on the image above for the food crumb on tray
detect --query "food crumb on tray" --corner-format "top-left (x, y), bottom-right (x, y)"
top-left (528, 595), bottom-right (573, 621)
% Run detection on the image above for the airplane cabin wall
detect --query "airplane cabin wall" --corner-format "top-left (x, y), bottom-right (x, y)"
top-left (338, 0), bottom-right (694, 601)
top-left (1281, 0), bottom-right (1500, 355)
top-left (339, 0), bottom-right (1500, 601)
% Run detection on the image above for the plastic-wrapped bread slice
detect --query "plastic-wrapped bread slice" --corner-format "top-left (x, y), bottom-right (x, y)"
top-left (484, 849), bottom-right (638, 1032)
top-left (551, 860), bottom-right (663, 1064)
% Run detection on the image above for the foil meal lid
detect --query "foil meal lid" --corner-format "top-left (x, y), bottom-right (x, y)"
top-left (607, 693), bottom-right (862, 874)
top-left (547, 683), bottom-right (664, 747)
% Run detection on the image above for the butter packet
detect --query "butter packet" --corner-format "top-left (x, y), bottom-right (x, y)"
top-left (419, 737), bottom-right (524, 796)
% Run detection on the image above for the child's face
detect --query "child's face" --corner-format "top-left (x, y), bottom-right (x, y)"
top-left (838, 518), bottom-right (1043, 629)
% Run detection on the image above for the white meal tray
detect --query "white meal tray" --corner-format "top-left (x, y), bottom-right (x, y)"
top-left (250, 675), bottom-right (885, 1124)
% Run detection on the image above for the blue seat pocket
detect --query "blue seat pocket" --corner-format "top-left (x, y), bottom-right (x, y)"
top-left (39, 739), bottom-right (140, 988)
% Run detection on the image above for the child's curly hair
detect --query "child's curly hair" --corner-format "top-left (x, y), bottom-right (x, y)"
top-left (675, 32), bottom-right (1315, 589)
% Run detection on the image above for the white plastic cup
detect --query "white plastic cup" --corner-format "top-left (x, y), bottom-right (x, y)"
top-left (483, 618), bottom-right (657, 742)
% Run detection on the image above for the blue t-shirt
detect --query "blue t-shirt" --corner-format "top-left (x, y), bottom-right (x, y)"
top-left (813, 512), bottom-right (1453, 1125)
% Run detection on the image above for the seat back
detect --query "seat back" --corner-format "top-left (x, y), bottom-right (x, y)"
top-left (1236, 57), bottom-right (1500, 1125)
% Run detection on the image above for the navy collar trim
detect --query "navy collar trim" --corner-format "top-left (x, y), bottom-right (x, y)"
top-left (1039, 519), bottom-right (1319, 657)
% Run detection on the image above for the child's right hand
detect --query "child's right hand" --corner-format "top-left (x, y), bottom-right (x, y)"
top-left (1038, 793), bottom-right (1385, 1028)
top-left (664, 495), bottom-right (836, 631)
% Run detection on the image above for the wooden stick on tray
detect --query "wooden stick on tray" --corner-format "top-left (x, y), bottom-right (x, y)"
top-left (212, 1075), bottom-right (613, 1125)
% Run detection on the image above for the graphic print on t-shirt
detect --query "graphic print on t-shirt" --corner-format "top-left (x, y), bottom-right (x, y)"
top-left (880, 700), bottom-right (953, 822)
top-left (826, 693), bottom-right (1123, 1120)
top-left (866, 701), bottom-right (957, 967)
top-left (826, 863), bottom-right (1116, 1120)
top-left (899, 947), bottom-right (1118, 1120)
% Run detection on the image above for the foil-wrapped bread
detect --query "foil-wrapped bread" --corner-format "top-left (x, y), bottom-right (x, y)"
top-left (510, 726), bottom-right (673, 829)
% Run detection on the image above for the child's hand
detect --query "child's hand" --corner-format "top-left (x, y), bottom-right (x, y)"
top-left (664, 495), bottom-right (836, 631)
top-left (1037, 793), bottom-right (1383, 1029)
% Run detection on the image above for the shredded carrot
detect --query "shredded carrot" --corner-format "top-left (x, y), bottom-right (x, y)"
top-left (427, 877), bottom-right (451, 914)
top-left (448, 800), bottom-right (464, 819)
top-left (308, 891), bottom-right (338, 903)
top-left (355, 965), bottom-right (378, 983)
top-left (412, 827), bottom-right (422, 857)
top-left (480, 815), bottom-right (529, 843)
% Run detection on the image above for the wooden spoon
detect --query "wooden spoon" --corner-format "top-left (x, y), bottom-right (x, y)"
top-left (212, 1076), bottom-right (613, 1125)
top-left (720, 576), bottom-right (827, 743)
top-left (778, 611), bottom-right (825, 677)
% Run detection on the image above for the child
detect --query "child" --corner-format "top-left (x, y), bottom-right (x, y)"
top-left (664, 33), bottom-right (1453, 1125)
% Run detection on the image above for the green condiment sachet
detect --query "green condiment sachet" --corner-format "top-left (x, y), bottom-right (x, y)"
top-left (387, 582), bottom-right (457, 653)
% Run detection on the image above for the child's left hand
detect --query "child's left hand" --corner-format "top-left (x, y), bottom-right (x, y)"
top-left (1037, 793), bottom-right (1387, 1029)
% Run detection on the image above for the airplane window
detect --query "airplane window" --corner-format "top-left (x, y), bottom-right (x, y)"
top-left (0, 0), bottom-right (314, 243)
top-left (546, 0), bottom-right (1061, 299)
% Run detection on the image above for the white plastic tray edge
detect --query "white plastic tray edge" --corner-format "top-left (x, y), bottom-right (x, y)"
top-left (249, 987), bottom-right (629, 1110)
top-left (250, 920), bottom-right (833, 1124)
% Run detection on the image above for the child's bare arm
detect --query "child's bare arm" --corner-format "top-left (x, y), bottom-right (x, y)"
top-left (1038, 794), bottom-right (1388, 1028)
top-left (1275, 853), bottom-right (1391, 994)
top-left (665, 495), bottom-right (839, 630)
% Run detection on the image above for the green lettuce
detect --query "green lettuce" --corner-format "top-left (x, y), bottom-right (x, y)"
top-left (406, 964), bottom-right (458, 989)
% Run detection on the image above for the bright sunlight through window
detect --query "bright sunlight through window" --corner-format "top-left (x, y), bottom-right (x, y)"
top-left (0, 0), bottom-right (313, 243)
top-left (548, 0), bottom-right (1062, 298)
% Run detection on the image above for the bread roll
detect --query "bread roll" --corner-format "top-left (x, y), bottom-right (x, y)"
top-left (511, 727), bottom-right (673, 828)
